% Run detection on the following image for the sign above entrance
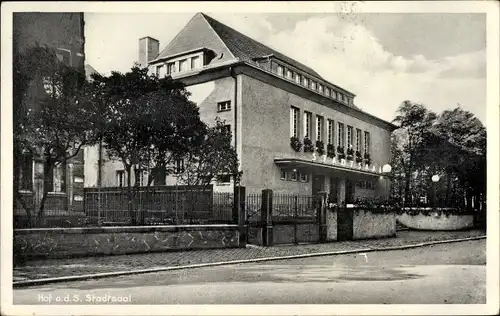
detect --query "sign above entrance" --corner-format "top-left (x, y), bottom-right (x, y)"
top-left (309, 152), bottom-right (384, 174)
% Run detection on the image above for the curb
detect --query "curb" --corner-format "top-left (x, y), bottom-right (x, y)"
top-left (13, 235), bottom-right (486, 288)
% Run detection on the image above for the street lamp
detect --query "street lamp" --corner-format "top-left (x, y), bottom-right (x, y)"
top-left (431, 174), bottom-right (440, 208)
top-left (382, 164), bottom-right (392, 200)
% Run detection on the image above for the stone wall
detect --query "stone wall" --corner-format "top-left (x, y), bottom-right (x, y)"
top-left (14, 225), bottom-right (240, 260)
top-left (272, 224), bottom-right (319, 244)
top-left (397, 212), bottom-right (474, 231)
top-left (326, 209), bottom-right (338, 241)
top-left (352, 210), bottom-right (396, 240)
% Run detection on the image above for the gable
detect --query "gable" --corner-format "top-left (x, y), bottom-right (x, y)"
top-left (155, 13), bottom-right (235, 66)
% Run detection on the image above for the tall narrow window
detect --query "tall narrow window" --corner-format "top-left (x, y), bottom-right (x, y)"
top-left (290, 107), bottom-right (299, 138)
top-left (116, 170), bottom-right (125, 187)
top-left (304, 112), bottom-right (312, 139)
top-left (277, 65), bottom-right (284, 76)
top-left (364, 131), bottom-right (370, 155)
top-left (286, 69), bottom-right (293, 80)
top-left (152, 167), bottom-right (166, 186)
top-left (356, 129), bottom-right (362, 152)
top-left (332, 90), bottom-right (337, 100)
top-left (179, 59), bottom-right (188, 72)
top-left (316, 116), bottom-right (323, 141)
top-left (19, 154), bottom-right (33, 191)
top-left (175, 158), bottom-right (185, 174)
top-left (311, 81), bottom-right (317, 90)
top-left (327, 120), bottom-right (334, 145)
top-left (325, 87), bottom-right (331, 97)
top-left (134, 168), bottom-right (145, 186)
top-left (337, 122), bottom-right (345, 147)
top-left (49, 163), bottom-right (66, 192)
top-left (347, 126), bottom-right (353, 149)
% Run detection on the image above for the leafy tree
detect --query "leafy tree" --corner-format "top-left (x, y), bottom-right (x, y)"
top-left (392, 100), bottom-right (437, 204)
top-left (178, 118), bottom-right (242, 187)
top-left (13, 45), bottom-right (97, 226)
top-left (88, 66), bottom-right (207, 225)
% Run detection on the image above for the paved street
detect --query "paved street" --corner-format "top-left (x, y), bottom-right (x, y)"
top-left (14, 239), bottom-right (486, 304)
top-left (13, 230), bottom-right (485, 282)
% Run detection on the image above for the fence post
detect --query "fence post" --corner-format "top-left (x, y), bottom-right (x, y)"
top-left (261, 189), bottom-right (273, 246)
top-left (233, 186), bottom-right (246, 248)
top-left (318, 191), bottom-right (328, 242)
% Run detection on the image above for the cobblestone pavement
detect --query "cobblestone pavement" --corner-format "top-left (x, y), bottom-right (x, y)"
top-left (13, 230), bottom-right (485, 282)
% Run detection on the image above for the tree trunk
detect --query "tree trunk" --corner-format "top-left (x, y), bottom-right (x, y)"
top-left (13, 148), bottom-right (34, 228)
top-left (126, 164), bottom-right (136, 225)
top-left (36, 161), bottom-right (53, 227)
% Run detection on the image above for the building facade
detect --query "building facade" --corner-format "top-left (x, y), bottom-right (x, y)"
top-left (85, 13), bottom-right (396, 203)
top-left (14, 13), bottom-right (86, 214)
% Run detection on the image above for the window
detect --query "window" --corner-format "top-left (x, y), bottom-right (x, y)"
top-left (299, 171), bottom-right (308, 182)
top-left (217, 100), bottom-right (231, 112)
top-left (223, 124), bottom-right (231, 134)
top-left (134, 168), bottom-right (145, 186)
top-left (364, 131), bottom-right (370, 155)
top-left (277, 65), bottom-right (284, 76)
top-left (327, 120), bottom-right (334, 145)
top-left (318, 84), bottom-right (323, 94)
top-left (290, 107), bottom-right (299, 138)
top-left (332, 90), bottom-right (337, 100)
top-left (303, 112), bottom-right (312, 139)
top-left (290, 169), bottom-right (298, 181)
top-left (156, 65), bottom-right (163, 77)
top-left (311, 81), bottom-right (317, 90)
top-left (356, 129), bottom-right (362, 152)
top-left (116, 170), bottom-right (125, 187)
top-left (167, 62), bottom-right (175, 74)
top-left (337, 122), bottom-right (345, 147)
top-left (175, 158), bottom-right (185, 174)
top-left (325, 87), bottom-right (331, 97)
top-left (347, 126), bottom-right (353, 149)
top-left (316, 116), bottom-right (323, 141)
top-left (179, 59), bottom-right (188, 72)
top-left (18, 154), bottom-right (33, 191)
top-left (303, 77), bottom-right (309, 87)
top-left (47, 163), bottom-right (66, 192)
top-left (218, 174), bottom-right (231, 184)
top-left (152, 167), bottom-right (166, 185)
top-left (280, 169), bottom-right (286, 180)
top-left (286, 69), bottom-right (293, 80)
top-left (191, 56), bottom-right (201, 69)
top-left (295, 73), bottom-right (302, 84)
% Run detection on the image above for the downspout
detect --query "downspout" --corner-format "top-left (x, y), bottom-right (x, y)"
top-left (229, 66), bottom-right (238, 182)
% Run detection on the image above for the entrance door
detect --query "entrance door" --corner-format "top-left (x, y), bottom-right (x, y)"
top-left (345, 179), bottom-right (355, 204)
top-left (329, 177), bottom-right (338, 203)
top-left (312, 174), bottom-right (325, 195)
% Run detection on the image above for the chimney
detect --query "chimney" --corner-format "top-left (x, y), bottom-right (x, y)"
top-left (138, 36), bottom-right (159, 68)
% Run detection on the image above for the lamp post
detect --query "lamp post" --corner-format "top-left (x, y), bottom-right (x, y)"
top-left (431, 174), bottom-right (440, 208)
top-left (382, 164), bottom-right (392, 200)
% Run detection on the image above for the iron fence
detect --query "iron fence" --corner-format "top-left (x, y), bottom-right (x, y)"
top-left (14, 186), bottom-right (235, 228)
top-left (272, 193), bottom-right (318, 220)
top-left (245, 193), bottom-right (262, 223)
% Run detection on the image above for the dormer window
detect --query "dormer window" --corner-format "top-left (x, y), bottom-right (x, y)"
top-left (277, 65), bottom-right (284, 76)
top-left (286, 69), bottom-right (293, 80)
top-left (325, 87), bottom-right (331, 97)
top-left (191, 56), bottom-right (201, 69)
top-left (295, 73), bottom-right (302, 84)
top-left (303, 77), bottom-right (309, 87)
top-left (167, 62), bottom-right (175, 75)
top-left (318, 84), bottom-right (323, 94)
top-left (179, 59), bottom-right (188, 72)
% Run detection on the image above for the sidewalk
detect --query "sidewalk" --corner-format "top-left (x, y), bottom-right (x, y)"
top-left (13, 230), bottom-right (485, 283)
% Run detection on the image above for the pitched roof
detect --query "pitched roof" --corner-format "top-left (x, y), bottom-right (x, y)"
top-left (155, 13), bottom-right (323, 79)
top-left (200, 13), bottom-right (323, 79)
top-left (84, 64), bottom-right (100, 81)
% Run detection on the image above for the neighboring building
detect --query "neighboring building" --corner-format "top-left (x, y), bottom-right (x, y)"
top-left (87, 12), bottom-right (397, 203)
top-left (13, 13), bottom-right (86, 213)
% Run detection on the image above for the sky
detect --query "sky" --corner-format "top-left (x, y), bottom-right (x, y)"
top-left (84, 11), bottom-right (486, 124)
